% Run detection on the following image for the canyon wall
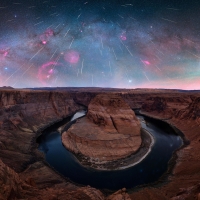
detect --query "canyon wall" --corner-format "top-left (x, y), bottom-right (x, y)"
top-left (0, 88), bottom-right (199, 199)
top-left (0, 89), bottom-right (81, 172)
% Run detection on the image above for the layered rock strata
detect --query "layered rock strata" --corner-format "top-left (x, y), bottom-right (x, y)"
top-left (62, 94), bottom-right (141, 163)
top-left (0, 88), bottom-right (199, 199)
top-left (0, 89), bottom-right (81, 172)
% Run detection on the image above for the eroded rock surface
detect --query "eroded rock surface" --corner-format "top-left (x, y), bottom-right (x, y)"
top-left (0, 90), bottom-right (81, 172)
top-left (0, 89), bottom-right (107, 200)
top-left (62, 94), bottom-right (141, 163)
top-left (0, 158), bottom-right (106, 200)
top-left (0, 88), bottom-right (199, 199)
top-left (106, 188), bottom-right (131, 200)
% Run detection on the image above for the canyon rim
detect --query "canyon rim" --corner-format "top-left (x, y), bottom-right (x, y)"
top-left (0, 87), bottom-right (199, 200)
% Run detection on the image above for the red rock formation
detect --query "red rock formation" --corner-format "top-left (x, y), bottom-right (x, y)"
top-left (134, 92), bottom-right (200, 200)
top-left (0, 90), bottom-right (82, 172)
top-left (175, 96), bottom-right (200, 120)
top-left (0, 158), bottom-right (37, 200)
top-left (62, 94), bottom-right (141, 163)
top-left (0, 88), bottom-right (199, 199)
top-left (0, 158), bottom-right (106, 200)
top-left (106, 188), bottom-right (131, 200)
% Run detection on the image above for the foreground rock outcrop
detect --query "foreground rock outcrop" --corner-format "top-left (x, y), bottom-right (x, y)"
top-left (0, 158), bottom-right (106, 200)
top-left (62, 94), bottom-right (141, 163)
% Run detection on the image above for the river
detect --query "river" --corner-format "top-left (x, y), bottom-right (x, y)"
top-left (37, 111), bottom-right (183, 190)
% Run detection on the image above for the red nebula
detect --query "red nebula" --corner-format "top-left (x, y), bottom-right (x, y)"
top-left (3, 51), bottom-right (8, 57)
top-left (120, 34), bottom-right (127, 41)
top-left (48, 69), bottom-right (53, 74)
top-left (120, 32), bottom-right (127, 41)
top-left (0, 49), bottom-right (9, 61)
top-left (0, 49), bottom-right (8, 57)
top-left (38, 61), bottom-right (62, 85)
top-left (40, 29), bottom-right (54, 45)
top-left (64, 50), bottom-right (80, 64)
top-left (144, 61), bottom-right (150, 65)
top-left (142, 60), bottom-right (151, 65)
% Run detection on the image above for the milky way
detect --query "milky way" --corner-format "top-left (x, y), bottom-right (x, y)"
top-left (0, 0), bottom-right (200, 89)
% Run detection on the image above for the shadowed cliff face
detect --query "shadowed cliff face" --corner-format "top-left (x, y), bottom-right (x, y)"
top-left (0, 90), bottom-right (81, 172)
top-left (175, 97), bottom-right (200, 120)
top-left (140, 94), bottom-right (192, 120)
top-left (137, 92), bottom-right (200, 200)
top-left (71, 91), bottom-right (97, 107)
top-left (62, 94), bottom-right (141, 163)
top-left (142, 97), bottom-right (167, 112)
top-left (0, 89), bottom-right (132, 200)
top-left (0, 88), bottom-right (200, 200)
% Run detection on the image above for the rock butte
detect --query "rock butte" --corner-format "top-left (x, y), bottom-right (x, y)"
top-left (0, 87), bottom-right (199, 200)
top-left (62, 94), bottom-right (141, 163)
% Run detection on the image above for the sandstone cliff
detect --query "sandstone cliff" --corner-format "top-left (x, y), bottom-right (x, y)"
top-left (0, 88), bottom-right (199, 199)
top-left (0, 88), bottom-right (132, 200)
top-left (62, 94), bottom-right (141, 163)
top-left (0, 158), bottom-right (107, 200)
top-left (0, 89), bottom-right (81, 172)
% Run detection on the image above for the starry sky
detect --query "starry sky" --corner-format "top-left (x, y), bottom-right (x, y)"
top-left (1, 0), bottom-right (200, 89)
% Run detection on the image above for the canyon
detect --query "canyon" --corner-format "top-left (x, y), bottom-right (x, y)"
top-left (0, 87), bottom-right (199, 199)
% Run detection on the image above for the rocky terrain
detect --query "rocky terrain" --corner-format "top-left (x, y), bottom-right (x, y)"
top-left (62, 94), bottom-right (141, 165)
top-left (0, 87), bottom-right (199, 199)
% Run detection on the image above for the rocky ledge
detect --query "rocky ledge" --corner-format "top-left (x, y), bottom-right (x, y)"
top-left (62, 93), bottom-right (143, 168)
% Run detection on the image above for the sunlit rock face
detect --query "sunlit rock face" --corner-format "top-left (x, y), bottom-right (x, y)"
top-left (62, 94), bottom-right (141, 162)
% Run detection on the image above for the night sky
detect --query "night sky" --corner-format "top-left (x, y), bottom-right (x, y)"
top-left (1, 0), bottom-right (200, 89)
